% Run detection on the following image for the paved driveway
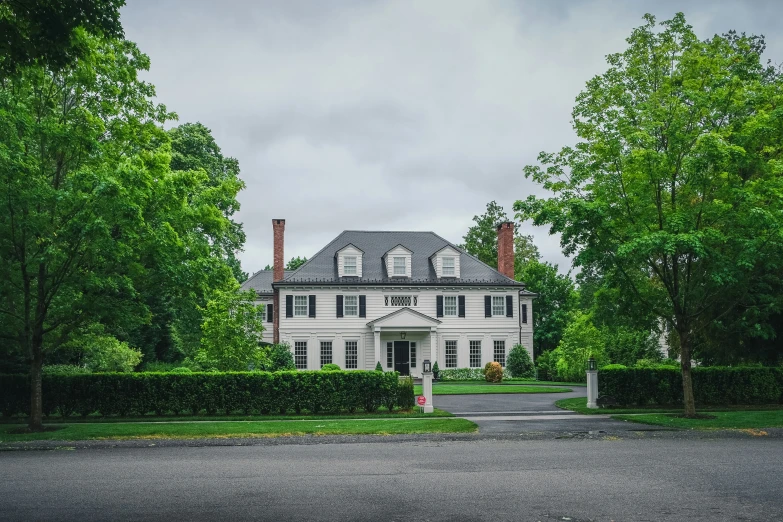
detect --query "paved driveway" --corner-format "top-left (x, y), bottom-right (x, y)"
top-left (433, 386), bottom-right (663, 434)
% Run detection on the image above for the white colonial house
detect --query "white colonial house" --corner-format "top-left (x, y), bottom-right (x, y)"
top-left (241, 220), bottom-right (535, 378)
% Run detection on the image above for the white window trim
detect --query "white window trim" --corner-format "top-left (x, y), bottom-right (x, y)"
top-left (442, 256), bottom-right (455, 276)
top-left (294, 295), bottom-right (308, 317)
top-left (392, 256), bottom-right (406, 276)
top-left (443, 295), bottom-right (457, 317)
top-left (344, 295), bottom-right (358, 316)
top-left (492, 295), bottom-right (505, 317)
top-left (343, 256), bottom-right (357, 276)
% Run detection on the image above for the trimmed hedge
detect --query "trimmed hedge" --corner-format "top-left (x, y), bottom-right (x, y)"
top-left (438, 367), bottom-right (513, 381)
top-left (599, 367), bottom-right (783, 406)
top-left (0, 370), bottom-right (414, 418)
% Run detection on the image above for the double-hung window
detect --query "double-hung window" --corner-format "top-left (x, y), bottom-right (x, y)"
top-left (469, 340), bottom-right (482, 368)
top-left (444, 295), bottom-right (457, 317)
top-left (492, 296), bottom-right (505, 316)
top-left (445, 340), bottom-right (457, 368)
top-left (493, 340), bottom-right (506, 367)
top-left (393, 257), bottom-right (406, 276)
top-left (345, 341), bottom-right (358, 369)
top-left (442, 257), bottom-right (455, 276)
top-left (344, 295), bottom-right (358, 316)
top-left (294, 295), bottom-right (308, 317)
top-left (343, 256), bottom-right (357, 275)
top-left (294, 341), bottom-right (308, 370)
top-left (320, 341), bottom-right (332, 368)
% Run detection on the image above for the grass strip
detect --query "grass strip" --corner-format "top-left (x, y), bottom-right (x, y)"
top-left (0, 418), bottom-right (478, 442)
top-left (557, 397), bottom-right (783, 415)
top-left (415, 384), bottom-right (571, 395)
top-left (613, 411), bottom-right (783, 430)
top-left (0, 409), bottom-right (453, 424)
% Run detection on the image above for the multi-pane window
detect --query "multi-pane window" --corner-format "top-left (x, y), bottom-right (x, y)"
top-left (393, 257), bottom-right (406, 276)
top-left (386, 342), bottom-right (393, 368)
top-left (442, 257), bottom-right (455, 276)
top-left (294, 341), bottom-right (308, 370)
top-left (521, 304), bottom-right (528, 324)
top-left (445, 340), bottom-right (457, 368)
top-left (294, 295), bottom-right (308, 316)
top-left (410, 342), bottom-right (417, 368)
top-left (444, 295), bottom-right (457, 316)
top-left (320, 341), bottom-right (333, 368)
top-left (492, 296), bottom-right (505, 316)
top-left (493, 340), bottom-right (506, 367)
top-left (470, 340), bottom-right (482, 368)
top-left (345, 341), bottom-right (358, 369)
top-left (343, 256), bottom-right (357, 275)
top-left (344, 295), bottom-right (358, 316)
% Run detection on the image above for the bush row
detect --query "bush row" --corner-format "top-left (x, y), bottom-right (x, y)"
top-left (437, 367), bottom-right (513, 381)
top-left (0, 371), bottom-right (415, 418)
top-left (599, 367), bottom-right (783, 406)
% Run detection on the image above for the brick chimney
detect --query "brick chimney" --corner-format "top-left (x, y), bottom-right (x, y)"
top-left (497, 221), bottom-right (515, 280)
top-left (272, 219), bottom-right (285, 343)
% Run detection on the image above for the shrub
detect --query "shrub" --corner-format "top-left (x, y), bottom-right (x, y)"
top-left (0, 370), bottom-right (404, 418)
top-left (396, 376), bottom-right (415, 410)
top-left (375, 361), bottom-right (383, 372)
top-left (439, 367), bottom-right (513, 381)
top-left (484, 362), bottom-right (503, 383)
top-left (82, 337), bottom-right (143, 373)
top-left (432, 362), bottom-right (440, 374)
top-left (321, 363), bottom-right (341, 371)
top-left (169, 367), bottom-right (192, 374)
top-left (42, 365), bottom-right (90, 375)
top-left (599, 367), bottom-right (783, 406)
top-left (262, 343), bottom-right (296, 371)
top-left (506, 345), bottom-right (534, 378)
top-left (600, 364), bottom-right (627, 370)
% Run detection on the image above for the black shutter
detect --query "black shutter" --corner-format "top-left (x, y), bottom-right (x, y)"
top-left (522, 304), bottom-right (528, 324)
top-left (506, 295), bottom-right (513, 317)
top-left (309, 295), bottom-right (316, 318)
top-left (484, 296), bottom-right (491, 317)
top-left (458, 295), bottom-right (466, 318)
top-left (436, 295), bottom-right (443, 318)
top-left (267, 303), bottom-right (274, 323)
top-left (336, 295), bottom-right (343, 318)
top-left (286, 295), bottom-right (293, 318)
top-left (359, 295), bottom-right (366, 318)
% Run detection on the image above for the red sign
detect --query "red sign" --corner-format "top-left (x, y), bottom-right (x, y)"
top-left (417, 396), bottom-right (426, 406)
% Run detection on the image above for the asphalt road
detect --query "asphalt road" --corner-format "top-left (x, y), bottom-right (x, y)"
top-left (1, 437), bottom-right (781, 521)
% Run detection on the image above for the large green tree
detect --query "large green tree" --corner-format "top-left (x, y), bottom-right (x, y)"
top-left (515, 14), bottom-right (783, 416)
top-left (461, 201), bottom-right (540, 269)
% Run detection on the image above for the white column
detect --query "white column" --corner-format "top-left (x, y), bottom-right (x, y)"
top-left (586, 369), bottom-right (598, 409)
top-left (374, 328), bottom-right (381, 369)
top-left (421, 371), bottom-right (434, 414)
top-left (430, 327), bottom-right (438, 367)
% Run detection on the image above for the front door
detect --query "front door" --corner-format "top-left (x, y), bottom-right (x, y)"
top-left (394, 341), bottom-right (410, 376)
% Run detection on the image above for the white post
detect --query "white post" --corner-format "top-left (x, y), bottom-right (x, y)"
top-left (421, 371), bottom-right (434, 413)
top-left (586, 369), bottom-right (598, 409)
top-left (374, 328), bottom-right (381, 369)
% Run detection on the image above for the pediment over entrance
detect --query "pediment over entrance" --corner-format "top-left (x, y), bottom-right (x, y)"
top-left (367, 307), bottom-right (441, 329)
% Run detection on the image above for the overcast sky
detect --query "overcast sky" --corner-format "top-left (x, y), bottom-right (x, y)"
top-left (120, 0), bottom-right (783, 276)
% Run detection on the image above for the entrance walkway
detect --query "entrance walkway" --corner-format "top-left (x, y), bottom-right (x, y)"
top-left (434, 387), bottom-right (666, 434)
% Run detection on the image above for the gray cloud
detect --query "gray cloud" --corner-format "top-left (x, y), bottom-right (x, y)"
top-left (121, 0), bottom-right (783, 277)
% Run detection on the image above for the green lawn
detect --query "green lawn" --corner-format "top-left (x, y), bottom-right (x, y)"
top-left (415, 384), bottom-right (571, 395)
top-left (0, 408), bottom-right (453, 424)
top-left (613, 411), bottom-right (783, 430)
top-left (0, 417), bottom-right (478, 442)
top-left (557, 397), bottom-right (783, 415)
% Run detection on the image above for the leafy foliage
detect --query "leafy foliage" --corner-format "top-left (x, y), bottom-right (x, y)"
top-left (461, 201), bottom-right (540, 270)
top-left (438, 368), bottom-right (513, 381)
top-left (484, 362), bottom-right (503, 383)
top-left (541, 312), bottom-right (607, 382)
top-left (321, 363), bottom-right (341, 371)
top-left (262, 344), bottom-right (296, 372)
top-left (506, 344), bottom-right (535, 378)
top-left (515, 13), bottom-right (783, 414)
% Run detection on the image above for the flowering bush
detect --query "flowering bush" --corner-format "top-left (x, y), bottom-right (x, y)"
top-left (439, 367), bottom-right (513, 381)
top-left (484, 362), bottom-right (503, 383)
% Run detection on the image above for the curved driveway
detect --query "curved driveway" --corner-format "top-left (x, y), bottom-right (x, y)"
top-left (433, 386), bottom-right (662, 434)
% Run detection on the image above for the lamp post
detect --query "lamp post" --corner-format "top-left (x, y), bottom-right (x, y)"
top-left (586, 357), bottom-right (598, 408)
top-left (421, 359), bottom-right (434, 413)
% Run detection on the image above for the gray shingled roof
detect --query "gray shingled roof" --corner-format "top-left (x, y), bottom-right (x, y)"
top-left (277, 231), bottom-right (523, 286)
top-left (241, 270), bottom-right (295, 295)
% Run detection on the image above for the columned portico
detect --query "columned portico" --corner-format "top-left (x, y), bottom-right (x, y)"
top-left (367, 308), bottom-right (441, 377)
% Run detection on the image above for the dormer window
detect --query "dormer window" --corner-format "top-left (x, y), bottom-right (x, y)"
top-left (393, 257), bottom-right (406, 276)
top-left (344, 256), bottom-right (357, 275)
top-left (442, 257), bottom-right (455, 276)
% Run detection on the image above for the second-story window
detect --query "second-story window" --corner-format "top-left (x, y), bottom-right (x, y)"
top-left (492, 296), bottom-right (505, 316)
top-left (444, 295), bottom-right (457, 316)
top-left (344, 256), bottom-right (357, 275)
top-left (393, 256), bottom-right (406, 276)
top-left (344, 295), bottom-right (358, 316)
top-left (442, 257), bottom-right (455, 276)
top-left (294, 295), bottom-right (308, 317)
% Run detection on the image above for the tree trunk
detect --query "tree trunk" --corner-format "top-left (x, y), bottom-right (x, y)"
top-left (678, 329), bottom-right (697, 417)
top-left (29, 351), bottom-right (43, 431)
